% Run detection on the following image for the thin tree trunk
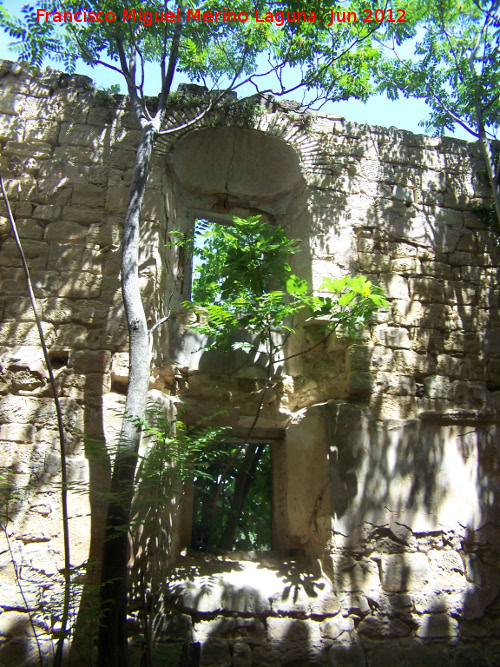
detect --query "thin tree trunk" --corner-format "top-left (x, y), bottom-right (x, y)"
top-left (219, 445), bottom-right (264, 550)
top-left (97, 124), bottom-right (156, 667)
top-left (476, 106), bottom-right (500, 226)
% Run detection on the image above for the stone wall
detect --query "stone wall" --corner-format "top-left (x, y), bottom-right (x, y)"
top-left (0, 60), bottom-right (499, 665)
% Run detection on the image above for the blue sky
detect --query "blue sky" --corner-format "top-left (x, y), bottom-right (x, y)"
top-left (0, 0), bottom-right (471, 141)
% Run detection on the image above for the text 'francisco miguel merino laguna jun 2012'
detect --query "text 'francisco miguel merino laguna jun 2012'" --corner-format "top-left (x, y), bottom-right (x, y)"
top-left (35, 7), bottom-right (406, 26)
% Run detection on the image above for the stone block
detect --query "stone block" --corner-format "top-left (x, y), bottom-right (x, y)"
top-left (71, 183), bottom-right (106, 208)
top-left (488, 359), bottom-right (500, 387)
top-left (372, 326), bottom-right (411, 349)
top-left (87, 223), bottom-right (122, 247)
top-left (391, 257), bottom-right (420, 275)
top-left (405, 646), bottom-right (451, 666)
top-left (409, 327), bottom-right (443, 354)
top-left (42, 298), bottom-right (73, 324)
top-left (54, 324), bottom-right (88, 348)
top-left (0, 238), bottom-right (48, 268)
top-left (429, 550), bottom-right (466, 591)
top-left (72, 298), bottom-right (112, 324)
top-left (321, 617), bottom-right (353, 640)
top-left (409, 277), bottom-right (445, 303)
top-left (328, 644), bottom-right (366, 666)
top-left (266, 617), bottom-right (314, 643)
top-left (394, 350), bottom-right (436, 376)
top-left (0, 94), bottom-right (26, 116)
top-left (422, 169), bottom-right (446, 193)
top-left (3, 140), bottom-right (52, 159)
top-left (442, 331), bottom-right (481, 355)
top-left (381, 553), bottom-right (429, 592)
top-left (454, 647), bottom-right (487, 667)
top-left (449, 380), bottom-right (487, 407)
top-left (48, 243), bottom-right (84, 271)
top-left (416, 613), bottom-right (459, 639)
top-left (44, 221), bottom-right (88, 241)
top-left (58, 272), bottom-right (102, 298)
top-left (105, 187), bottom-right (129, 215)
top-left (13, 201), bottom-right (33, 219)
top-left (388, 241), bottom-right (419, 258)
top-left (414, 590), bottom-right (449, 615)
top-left (330, 555), bottom-right (380, 592)
top-left (357, 253), bottom-right (390, 272)
top-left (421, 260), bottom-right (453, 279)
top-left (199, 639), bottom-right (230, 666)
top-left (347, 371), bottom-right (373, 397)
top-left (373, 395), bottom-right (418, 420)
top-left (377, 274), bottom-right (409, 299)
top-left (0, 321), bottom-right (55, 347)
top-left (232, 641), bottom-right (252, 667)
top-left (63, 205), bottom-right (103, 223)
top-left (59, 122), bottom-right (104, 148)
top-left (14, 219), bottom-right (44, 241)
top-left (435, 355), bottom-right (469, 380)
top-left (443, 281), bottom-right (477, 305)
top-left (348, 345), bottom-right (394, 372)
top-left (24, 119), bottom-right (59, 143)
top-left (0, 423), bottom-right (35, 442)
top-left (358, 615), bottom-right (412, 639)
top-left (33, 204), bottom-right (62, 222)
top-left (424, 375), bottom-right (451, 399)
top-left (0, 114), bottom-right (24, 143)
top-left (72, 350), bottom-right (111, 374)
top-left (368, 647), bottom-right (406, 667)
top-left (450, 247), bottom-right (485, 265)
top-left (376, 372), bottom-right (415, 396)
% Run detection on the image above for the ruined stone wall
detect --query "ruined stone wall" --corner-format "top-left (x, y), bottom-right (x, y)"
top-left (0, 60), bottom-right (499, 665)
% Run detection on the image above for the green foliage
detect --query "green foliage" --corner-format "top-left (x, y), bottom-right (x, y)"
top-left (472, 200), bottom-right (499, 229)
top-left (207, 97), bottom-right (264, 128)
top-left (185, 216), bottom-right (301, 351)
top-left (309, 274), bottom-right (389, 336)
top-left (184, 216), bottom-right (388, 353)
top-left (376, 0), bottom-right (500, 139)
top-left (191, 444), bottom-right (272, 551)
top-left (136, 403), bottom-right (229, 487)
top-left (0, 1), bottom-right (409, 106)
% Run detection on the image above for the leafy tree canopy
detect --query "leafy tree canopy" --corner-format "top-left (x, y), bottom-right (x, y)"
top-left (184, 216), bottom-right (388, 353)
top-left (376, 0), bottom-right (500, 222)
top-left (1, 1), bottom-right (411, 107)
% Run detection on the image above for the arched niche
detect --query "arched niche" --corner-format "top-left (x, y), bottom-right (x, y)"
top-left (161, 124), bottom-right (331, 555)
top-left (170, 126), bottom-right (304, 201)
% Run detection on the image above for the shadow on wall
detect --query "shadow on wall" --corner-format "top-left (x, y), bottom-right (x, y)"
top-left (149, 550), bottom-right (500, 666)
top-left (148, 128), bottom-right (500, 665)
top-left (0, 94), bottom-right (158, 661)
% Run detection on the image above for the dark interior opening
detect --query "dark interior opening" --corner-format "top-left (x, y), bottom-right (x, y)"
top-left (191, 442), bottom-right (272, 552)
top-left (48, 349), bottom-right (69, 370)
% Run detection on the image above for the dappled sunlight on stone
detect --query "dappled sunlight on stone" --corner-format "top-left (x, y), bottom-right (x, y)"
top-left (1, 59), bottom-right (500, 664)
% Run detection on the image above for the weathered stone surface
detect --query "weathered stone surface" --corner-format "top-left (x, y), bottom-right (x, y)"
top-left (416, 613), bottom-right (459, 639)
top-left (1, 63), bottom-right (500, 664)
top-left (424, 375), bottom-right (451, 399)
top-left (358, 615), bottom-right (412, 639)
top-left (328, 644), bottom-right (366, 667)
top-left (381, 553), bottom-right (429, 592)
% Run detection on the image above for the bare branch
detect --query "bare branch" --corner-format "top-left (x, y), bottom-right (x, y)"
top-left (157, 3), bottom-right (185, 119)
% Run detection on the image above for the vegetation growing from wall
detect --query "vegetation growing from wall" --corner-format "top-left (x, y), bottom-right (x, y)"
top-left (181, 216), bottom-right (388, 552)
top-left (0, 1), bottom-right (408, 663)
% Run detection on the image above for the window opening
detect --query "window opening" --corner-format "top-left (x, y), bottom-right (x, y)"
top-left (190, 218), bottom-right (232, 303)
top-left (191, 442), bottom-right (272, 552)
